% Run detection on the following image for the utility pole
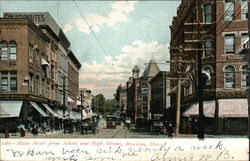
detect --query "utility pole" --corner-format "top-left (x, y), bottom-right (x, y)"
top-left (167, 46), bottom-right (193, 136)
top-left (196, 0), bottom-right (204, 139)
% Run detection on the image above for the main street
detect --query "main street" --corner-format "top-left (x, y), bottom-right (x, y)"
top-left (0, 119), bottom-right (170, 138)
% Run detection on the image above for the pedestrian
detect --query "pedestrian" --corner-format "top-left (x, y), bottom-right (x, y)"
top-left (5, 130), bottom-right (9, 138)
top-left (20, 128), bottom-right (25, 137)
top-left (32, 124), bottom-right (38, 136)
top-left (167, 122), bottom-right (173, 138)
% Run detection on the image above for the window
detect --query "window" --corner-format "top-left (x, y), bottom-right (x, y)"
top-left (0, 41), bottom-right (8, 60)
top-left (203, 39), bottom-right (212, 57)
top-left (0, 71), bottom-right (17, 92)
top-left (224, 66), bottom-right (235, 88)
top-left (241, 1), bottom-right (248, 20)
top-left (29, 44), bottom-right (33, 63)
top-left (203, 3), bottom-right (212, 23)
top-left (203, 67), bottom-right (212, 86)
top-left (36, 76), bottom-right (39, 95)
top-left (29, 74), bottom-right (34, 93)
top-left (241, 33), bottom-right (248, 44)
top-left (225, 2), bottom-right (234, 21)
top-left (225, 35), bottom-right (235, 54)
top-left (242, 65), bottom-right (248, 88)
top-left (9, 41), bottom-right (17, 60)
top-left (36, 49), bottom-right (40, 67)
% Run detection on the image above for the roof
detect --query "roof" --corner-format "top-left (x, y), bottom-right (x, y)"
top-left (140, 59), bottom-right (161, 78)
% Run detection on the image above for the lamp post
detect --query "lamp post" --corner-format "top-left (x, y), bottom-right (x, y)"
top-left (79, 88), bottom-right (86, 121)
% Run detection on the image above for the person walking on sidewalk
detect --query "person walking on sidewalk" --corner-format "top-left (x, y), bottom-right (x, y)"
top-left (167, 122), bottom-right (173, 138)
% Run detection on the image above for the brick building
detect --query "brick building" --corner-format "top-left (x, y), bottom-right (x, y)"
top-left (0, 13), bottom-right (81, 132)
top-left (170, 0), bottom-right (248, 134)
top-left (150, 71), bottom-right (171, 119)
top-left (67, 50), bottom-right (81, 110)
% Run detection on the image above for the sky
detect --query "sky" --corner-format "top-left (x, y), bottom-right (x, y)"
top-left (0, 0), bottom-right (181, 99)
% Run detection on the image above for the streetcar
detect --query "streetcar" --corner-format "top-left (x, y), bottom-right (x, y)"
top-left (106, 115), bottom-right (117, 128)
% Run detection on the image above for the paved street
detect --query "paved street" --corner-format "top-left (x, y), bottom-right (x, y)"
top-left (1, 118), bottom-right (247, 139)
top-left (0, 119), bottom-right (170, 138)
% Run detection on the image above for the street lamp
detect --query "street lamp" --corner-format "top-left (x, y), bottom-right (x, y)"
top-left (79, 88), bottom-right (86, 121)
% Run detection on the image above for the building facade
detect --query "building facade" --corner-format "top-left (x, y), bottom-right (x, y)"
top-left (0, 12), bottom-right (81, 132)
top-left (68, 50), bottom-right (81, 110)
top-left (170, 0), bottom-right (248, 134)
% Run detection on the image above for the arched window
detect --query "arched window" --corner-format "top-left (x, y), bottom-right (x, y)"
top-left (202, 66), bottom-right (212, 86)
top-left (0, 41), bottom-right (8, 60)
top-left (224, 65), bottom-right (235, 88)
top-left (9, 41), bottom-right (17, 60)
top-left (242, 65), bottom-right (248, 88)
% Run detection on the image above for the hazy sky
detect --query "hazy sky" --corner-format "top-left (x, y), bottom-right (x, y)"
top-left (0, 0), bottom-right (180, 99)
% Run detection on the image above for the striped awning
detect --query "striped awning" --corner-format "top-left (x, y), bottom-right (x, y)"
top-left (182, 101), bottom-right (215, 117)
top-left (42, 103), bottom-right (60, 117)
top-left (218, 99), bottom-right (248, 117)
top-left (29, 101), bottom-right (49, 117)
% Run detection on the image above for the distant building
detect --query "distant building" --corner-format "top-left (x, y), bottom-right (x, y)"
top-left (150, 71), bottom-right (171, 120)
top-left (67, 50), bottom-right (81, 110)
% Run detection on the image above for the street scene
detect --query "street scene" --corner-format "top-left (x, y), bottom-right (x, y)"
top-left (0, 0), bottom-right (249, 139)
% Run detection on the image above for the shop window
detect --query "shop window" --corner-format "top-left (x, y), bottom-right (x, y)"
top-left (225, 2), bottom-right (234, 21)
top-left (224, 65), bottom-right (235, 88)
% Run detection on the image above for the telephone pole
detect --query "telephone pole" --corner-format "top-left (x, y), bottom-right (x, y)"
top-left (167, 46), bottom-right (194, 135)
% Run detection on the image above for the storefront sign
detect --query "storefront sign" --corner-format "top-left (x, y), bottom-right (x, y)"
top-left (4, 13), bottom-right (45, 23)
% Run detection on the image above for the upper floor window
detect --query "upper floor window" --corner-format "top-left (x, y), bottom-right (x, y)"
top-left (0, 71), bottom-right (17, 92)
top-left (225, 2), bottom-right (234, 21)
top-left (225, 34), bottom-right (235, 54)
top-left (224, 65), bottom-right (235, 88)
top-left (203, 3), bottom-right (212, 23)
top-left (29, 44), bottom-right (33, 63)
top-left (241, 1), bottom-right (248, 20)
top-left (242, 65), bottom-right (248, 88)
top-left (203, 38), bottom-right (212, 57)
top-left (241, 33), bottom-right (248, 44)
top-left (9, 41), bottom-right (17, 60)
top-left (0, 41), bottom-right (8, 60)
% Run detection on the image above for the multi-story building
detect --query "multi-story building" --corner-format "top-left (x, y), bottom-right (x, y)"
top-left (68, 50), bottom-right (81, 110)
top-left (170, 0), bottom-right (248, 134)
top-left (150, 71), bottom-right (171, 119)
top-left (0, 18), bottom-right (51, 131)
top-left (0, 12), bottom-right (81, 131)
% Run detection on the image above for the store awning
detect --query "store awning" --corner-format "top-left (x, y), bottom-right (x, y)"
top-left (218, 99), bottom-right (248, 117)
top-left (42, 103), bottom-right (59, 117)
top-left (70, 111), bottom-right (81, 120)
top-left (182, 101), bottom-right (215, 117)
top-left (29, 101), bottom-right (49, 117)
top-left (68, 97), bottom-right (74, 103)
top-left (0, 101), bottom-right (23, 118)
top-left (56, 109), bottom-right (70, 119)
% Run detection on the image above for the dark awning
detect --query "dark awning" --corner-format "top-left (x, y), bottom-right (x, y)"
top-left (0, 101), bottom-right (22, 118)
top-left (29, 101), bottom-right (49, 117)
